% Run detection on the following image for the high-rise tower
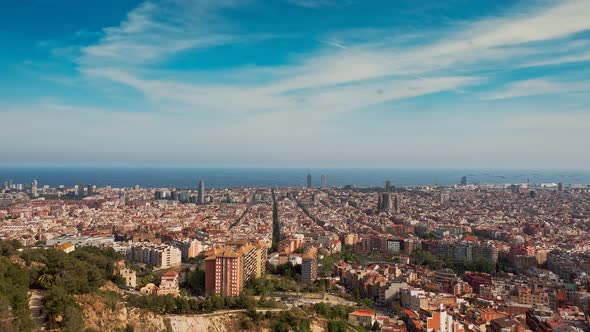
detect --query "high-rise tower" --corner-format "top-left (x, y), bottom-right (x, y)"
top-left (379, 189), bottom-right (392, 213)
top-left (31, 180), bottom-right (38, 198)
top-left (321, 175), bottom-right (327, 189)
top-left (198, 180), bottom-right (206, 204)
top-left (306, 174), bottom-right (312, 188)
top-left (78, 181), bottom-right (84, 198)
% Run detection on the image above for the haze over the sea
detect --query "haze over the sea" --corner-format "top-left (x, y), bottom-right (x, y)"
top-left (1, 167), bottom-right (589, 188)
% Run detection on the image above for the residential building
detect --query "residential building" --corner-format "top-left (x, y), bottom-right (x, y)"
top-left (301, 247), bottom-right (318, 284)
top-left (130, 243), bottom-right (182, 269)
top-left (120, 268), bottom-right (137, 288)
top-left (170, 238), bottom-right (199, 261)
top-left (158, 270), bottom-right (179, 296)
top-left (349, 309), bottom-right (377, 328)
top-left (205, 247), bottom-right (242, 296)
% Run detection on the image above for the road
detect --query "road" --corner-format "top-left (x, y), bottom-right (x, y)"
top-left (162, 307), bottom-right (287, 318)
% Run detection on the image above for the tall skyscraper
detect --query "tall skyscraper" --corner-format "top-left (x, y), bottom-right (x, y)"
top-left (198, 180), bottom-right (205, 204)
top-left (321, 175), bottom-right (327, 188)
top-left (154, 190), bottom-right (163, 200)
top-left (306, 174), bottom-right (312, 188)
top-left (31, 180), bottom-right (38, 198)
top-left (87, 184), bottom-right (94, 196)
top-left (378, 192), bottom-right (392, 213)
top-left (78, 181), bottom-right (84, 198)
top-left (385, 180), bottom-right (391, 192)
top-left (557, 182), bottom-right (563, 191)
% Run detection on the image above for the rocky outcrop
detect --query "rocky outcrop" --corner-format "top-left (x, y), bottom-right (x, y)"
top-left (77, 289), bottom-right (332, 332)
top-left (77, 293), bottom-right (255, 332)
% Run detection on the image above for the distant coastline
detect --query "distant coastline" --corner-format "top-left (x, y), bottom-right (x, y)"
top-left (1, 167), bottom-right (589, 189)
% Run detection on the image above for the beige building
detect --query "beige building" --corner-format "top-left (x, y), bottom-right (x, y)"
top-left (120, 268), bottom-right (137, 288)
top-left (517, 286), bottom-right (549, 306)
top-left (55, 243), bottom-right (75, 253)
top-left (401, 288), bottom-right (429, 311)
top-left (348, 309), bottom-right (376, 327)
top-left (140, 283), bottom-right (158, 295)
top-left (170, 239), bottom-right (199, 261)
top-left (130, 244), bottom-right (181, 269)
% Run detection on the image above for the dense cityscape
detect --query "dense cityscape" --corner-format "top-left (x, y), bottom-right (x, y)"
top-left (1, 174), bottom-right (589, 331)
top-left (2, 0), bottom-right (590, 330)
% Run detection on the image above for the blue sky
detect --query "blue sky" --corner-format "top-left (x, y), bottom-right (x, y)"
top-left (1, 0), bottom-right (589, 168)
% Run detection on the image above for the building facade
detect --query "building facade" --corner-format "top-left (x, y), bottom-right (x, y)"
top-left (301, 248), bottom-right (318, 284)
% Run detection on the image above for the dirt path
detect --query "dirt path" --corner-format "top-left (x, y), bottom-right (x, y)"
top-left (29, 290), bottom-right (46, 331)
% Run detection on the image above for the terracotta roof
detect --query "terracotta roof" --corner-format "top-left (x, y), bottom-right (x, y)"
top-left (237, 244), bottom-right (255, 254)
top-left (350, 309), bottom-right (376, 317)
top-left (464, 235), bottom-right (478, 242)
top-left (217, 247), bottom-right (240, 258)
top-left (403, 310), bottom-right (419, 319)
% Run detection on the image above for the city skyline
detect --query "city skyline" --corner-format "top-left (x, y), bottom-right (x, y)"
top-left (1, 0), bottom-right (589, 168)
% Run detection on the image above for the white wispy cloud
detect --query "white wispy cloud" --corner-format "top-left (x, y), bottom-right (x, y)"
top-left (82, 67), bottom-right (475, 115)
top-left (481, 78), bottom-right (590, 100)
top-left (79, 1), bottom-right (246, 66)
top-left (523, 51), bottom-right (590, 67)
top-left (23, 0), bottom-right (586, 167)
top-left (318, 39), bottom-right (349, 49)
top-left (67, 0), bottom-right (590, 122)
top-left (285, 0), bottom-right (349, 9)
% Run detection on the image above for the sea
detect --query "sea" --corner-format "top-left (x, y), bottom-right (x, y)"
top-left (1, 167), bottom-right (589, 189)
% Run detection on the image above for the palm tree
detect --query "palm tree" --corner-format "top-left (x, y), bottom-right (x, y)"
top-left (37, 274), bottom-right (54, 289)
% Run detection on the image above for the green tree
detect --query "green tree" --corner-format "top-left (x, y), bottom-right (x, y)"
top-left (271, 189), bottom-right (281, 250)
top-left (0, 256), bottom-right (32, 331)
top-left (327, 320), bottom-right (346, 332)
top-left (37, 273), bottom-right (55, 289)
top-left (63, 306), bottom-right (84, 332)
top-left (371, 321), bottom-right (381, 331)
top-left (44, 286), bottom-right (78, 330)
top-left (0, 239), bottom-right (21, 256)
top-left (299, 319), bottom-right (311, 332)
top-left (186, 269), bottom-right (206, 291)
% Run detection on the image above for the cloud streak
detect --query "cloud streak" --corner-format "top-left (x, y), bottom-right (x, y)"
top-left (77, 0), bottom-right (590, 113)
top-left (481, 78), bottom-right (590, 100)
top-left (7, 0), bottom-right (590, 167)
top-left (285, 0), bottom-right (348, 9)
top-left (79, 1), bottom-right (246, 66)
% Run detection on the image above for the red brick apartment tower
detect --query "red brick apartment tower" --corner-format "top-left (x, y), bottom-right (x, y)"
top-left (205, 247), bottom-right (242, 296)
